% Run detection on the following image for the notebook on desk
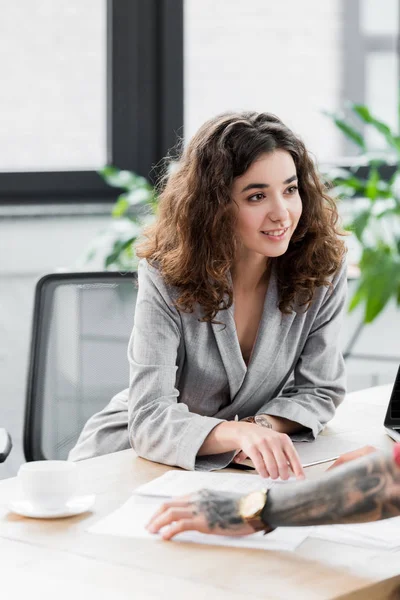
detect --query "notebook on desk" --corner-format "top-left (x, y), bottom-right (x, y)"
top-left (384, 365), bottom-right (400, 443)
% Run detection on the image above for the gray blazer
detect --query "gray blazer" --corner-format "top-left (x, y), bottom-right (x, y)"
top-left (69, 258), bottom-right (347, 471)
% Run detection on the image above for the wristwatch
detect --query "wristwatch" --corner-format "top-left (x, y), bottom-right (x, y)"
top-left (238, 489), bottom-right (274, 534)
top-left (241, 414), bottom-right (272, 429)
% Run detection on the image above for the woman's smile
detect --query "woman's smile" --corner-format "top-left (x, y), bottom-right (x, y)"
top-left (260, 226), bottom-right (289, 241)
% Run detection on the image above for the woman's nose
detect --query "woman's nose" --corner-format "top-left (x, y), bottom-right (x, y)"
top-left (268, 195), bottom-right (288, 222)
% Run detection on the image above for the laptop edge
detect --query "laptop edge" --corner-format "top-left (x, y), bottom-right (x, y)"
top-left (384, 365), bottom-right (400, 443)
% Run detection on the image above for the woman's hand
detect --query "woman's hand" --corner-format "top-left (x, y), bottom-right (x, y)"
top-left (146, 489), bottom-right (256, 540)
top-left (327, 445), bottom-right (378, 471)
top-left (236, 422), bottom-right (305, 480)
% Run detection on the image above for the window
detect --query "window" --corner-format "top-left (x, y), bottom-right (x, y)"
top-left (184, 0), bottom-right (399, 162)
top-left (361, 0), bottom-right (399, 150)
top-left (338, 0), bottom-right (399, 155)
top-left (0, 0), bottom-right (183, 204)
top-left (0, 1), bottom-right (107, 173)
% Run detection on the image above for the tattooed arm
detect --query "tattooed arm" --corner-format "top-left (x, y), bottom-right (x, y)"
top-left (146, 446), bottom-right (400, 540)
top-left (263, 449), bottom-right (400, 528)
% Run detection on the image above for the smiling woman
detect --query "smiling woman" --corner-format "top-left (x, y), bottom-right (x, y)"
top-left (69, 112), bottom-right (347, 481)
top-left (232, 151), bottom-right (302, 257)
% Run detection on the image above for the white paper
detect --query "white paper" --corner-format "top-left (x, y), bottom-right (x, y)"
top-left (340, 515), bottom-right (400, 545)
top-left (88, 495), bottom-right (311, 552)
top-left (133, 471), bottom-right (270, 497)
top-left (311, 516), bottom-right (400, 550)
top-left (134, 470), bottom-right (295, 498)
top-left (311, 527), bottom-right (393, 550)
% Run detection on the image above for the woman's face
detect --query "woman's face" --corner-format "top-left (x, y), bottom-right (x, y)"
top-left (231, 150), bottom-right (302, 259)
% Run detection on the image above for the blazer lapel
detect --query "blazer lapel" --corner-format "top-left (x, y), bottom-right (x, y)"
top-left (214, 267), bottom-right (296, 419)
top-left (231, 268), bottom-right (297, 413)
top-left (211, 303), bottom-right (247, 401)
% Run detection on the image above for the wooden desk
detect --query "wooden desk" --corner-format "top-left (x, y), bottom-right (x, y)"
top-left (0, 385), bottom-right (399, 600)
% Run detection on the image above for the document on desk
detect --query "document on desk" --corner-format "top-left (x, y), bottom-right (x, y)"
top-left (88, 494), bottom-right (311, 552)
top-left (133, 470), bottom-right (295, 498)
top-left (311, 516), bottom-right (400, 550)
top-left (89, 472), bottom-right (309, 551)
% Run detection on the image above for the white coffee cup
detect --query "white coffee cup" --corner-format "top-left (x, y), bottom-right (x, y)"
top-left (18, 461), bottom-right (78, 510)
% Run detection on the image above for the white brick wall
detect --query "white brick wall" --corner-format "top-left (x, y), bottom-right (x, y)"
top-left (184, 0), bottom-right (344, 162)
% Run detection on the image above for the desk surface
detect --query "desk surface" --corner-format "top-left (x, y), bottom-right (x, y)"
top-left (1, 385), bottom-right (400, 600)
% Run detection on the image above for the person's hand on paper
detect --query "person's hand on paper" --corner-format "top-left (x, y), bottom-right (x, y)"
top-left (327, 445), bottom-right (378, 471)
top-left (146, 489), bottom-right (256, 540)
top-left (234, 423), bottom-right (305, 480)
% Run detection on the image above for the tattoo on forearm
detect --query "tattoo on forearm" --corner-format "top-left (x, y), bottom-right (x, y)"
top-left (194, 490), bottom-right (244, 531)
top-left (264, 452), bottom-right (400, 528)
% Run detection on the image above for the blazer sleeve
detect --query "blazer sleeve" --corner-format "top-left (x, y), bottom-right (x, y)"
top-left (259, 259), bottom-right (348, 441)
top-left (128, 260), bottom-right (232, 471)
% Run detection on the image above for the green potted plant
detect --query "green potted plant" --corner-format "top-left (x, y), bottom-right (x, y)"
top-left (323, 102), bottom-right (400, 323)
top-left (81, 166), bottom-right (158, 271)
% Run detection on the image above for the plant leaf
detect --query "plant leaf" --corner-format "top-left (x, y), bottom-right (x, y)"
top-left (351, 104), bottom-right (399, 151)
top-left (105, 236), bottom-right (137, 268)
top-left (365, 167), bottom-right (380, 202)
top-left (331, 175), bottom-right (366, 191)
top-left (112, 196), bottom-right (130, 218)
top-left (348, 280), bottom-right (366, 312)
top-left (125, 188), bottom-right (154, 206)
top-left (376, 205), bottom-right (400, 219)
top-left (98, 166), bottom-right (149, 191)
top-left (349, 209), bottom-right (371, 242)
top-left (356, 247), bottom-right (400, 322)
top-left (323, 110), bottom-right (366, 150)
top-left (364, 274), bottom-right (394, 322)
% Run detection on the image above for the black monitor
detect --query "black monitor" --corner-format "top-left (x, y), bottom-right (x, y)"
top-left (384, 365), bottom-right (400, 427)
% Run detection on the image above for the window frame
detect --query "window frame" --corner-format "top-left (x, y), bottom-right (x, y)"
top-left (0, 0), bottom-right (183, 205)
top-left (341, 0), bottom-right (400, 157)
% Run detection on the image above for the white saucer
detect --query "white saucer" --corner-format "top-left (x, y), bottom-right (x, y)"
top-left (9, 495), bottom-right (96, 519)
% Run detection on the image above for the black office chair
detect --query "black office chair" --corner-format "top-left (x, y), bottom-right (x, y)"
top-left (24, 271), bottom-right (138, 461)
top-left (0, 429), bottom-right (12, 463)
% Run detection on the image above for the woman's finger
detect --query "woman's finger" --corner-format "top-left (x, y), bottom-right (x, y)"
top-left (147, 506), bottom-right (197, 533)
top-left (271, 446), bottom-right (290, 480)
top-left (260, 445), bottom-right (279, 480)
top-left (283, 437), bottom-right (305, 479)
top-left (233, 450), bottom-right (248, 463)
top-left (248, 448), bottom-right (270, 479)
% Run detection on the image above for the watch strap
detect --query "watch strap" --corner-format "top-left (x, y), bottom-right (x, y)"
top-left (246, 517), bottom-right (274, 534)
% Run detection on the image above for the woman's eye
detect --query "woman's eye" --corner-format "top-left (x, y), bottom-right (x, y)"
top-left (248, 193), bottom-right (265, 202)
top-left (286, 185), bottom-right (298, 194)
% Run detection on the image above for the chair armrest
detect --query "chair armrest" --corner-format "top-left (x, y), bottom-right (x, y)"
top-left (0, 428), bottom-right (12, 463)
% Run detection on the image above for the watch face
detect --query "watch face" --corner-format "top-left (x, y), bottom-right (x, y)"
top-left (241, 490), bottom-right (266, 519)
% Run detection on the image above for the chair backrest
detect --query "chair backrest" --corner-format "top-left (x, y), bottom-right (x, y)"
top-left (24, 272), bottom-right (138, 461)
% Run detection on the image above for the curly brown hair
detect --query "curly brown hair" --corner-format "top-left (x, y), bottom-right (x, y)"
top-left (136, 111), bottom-right (346, 323)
